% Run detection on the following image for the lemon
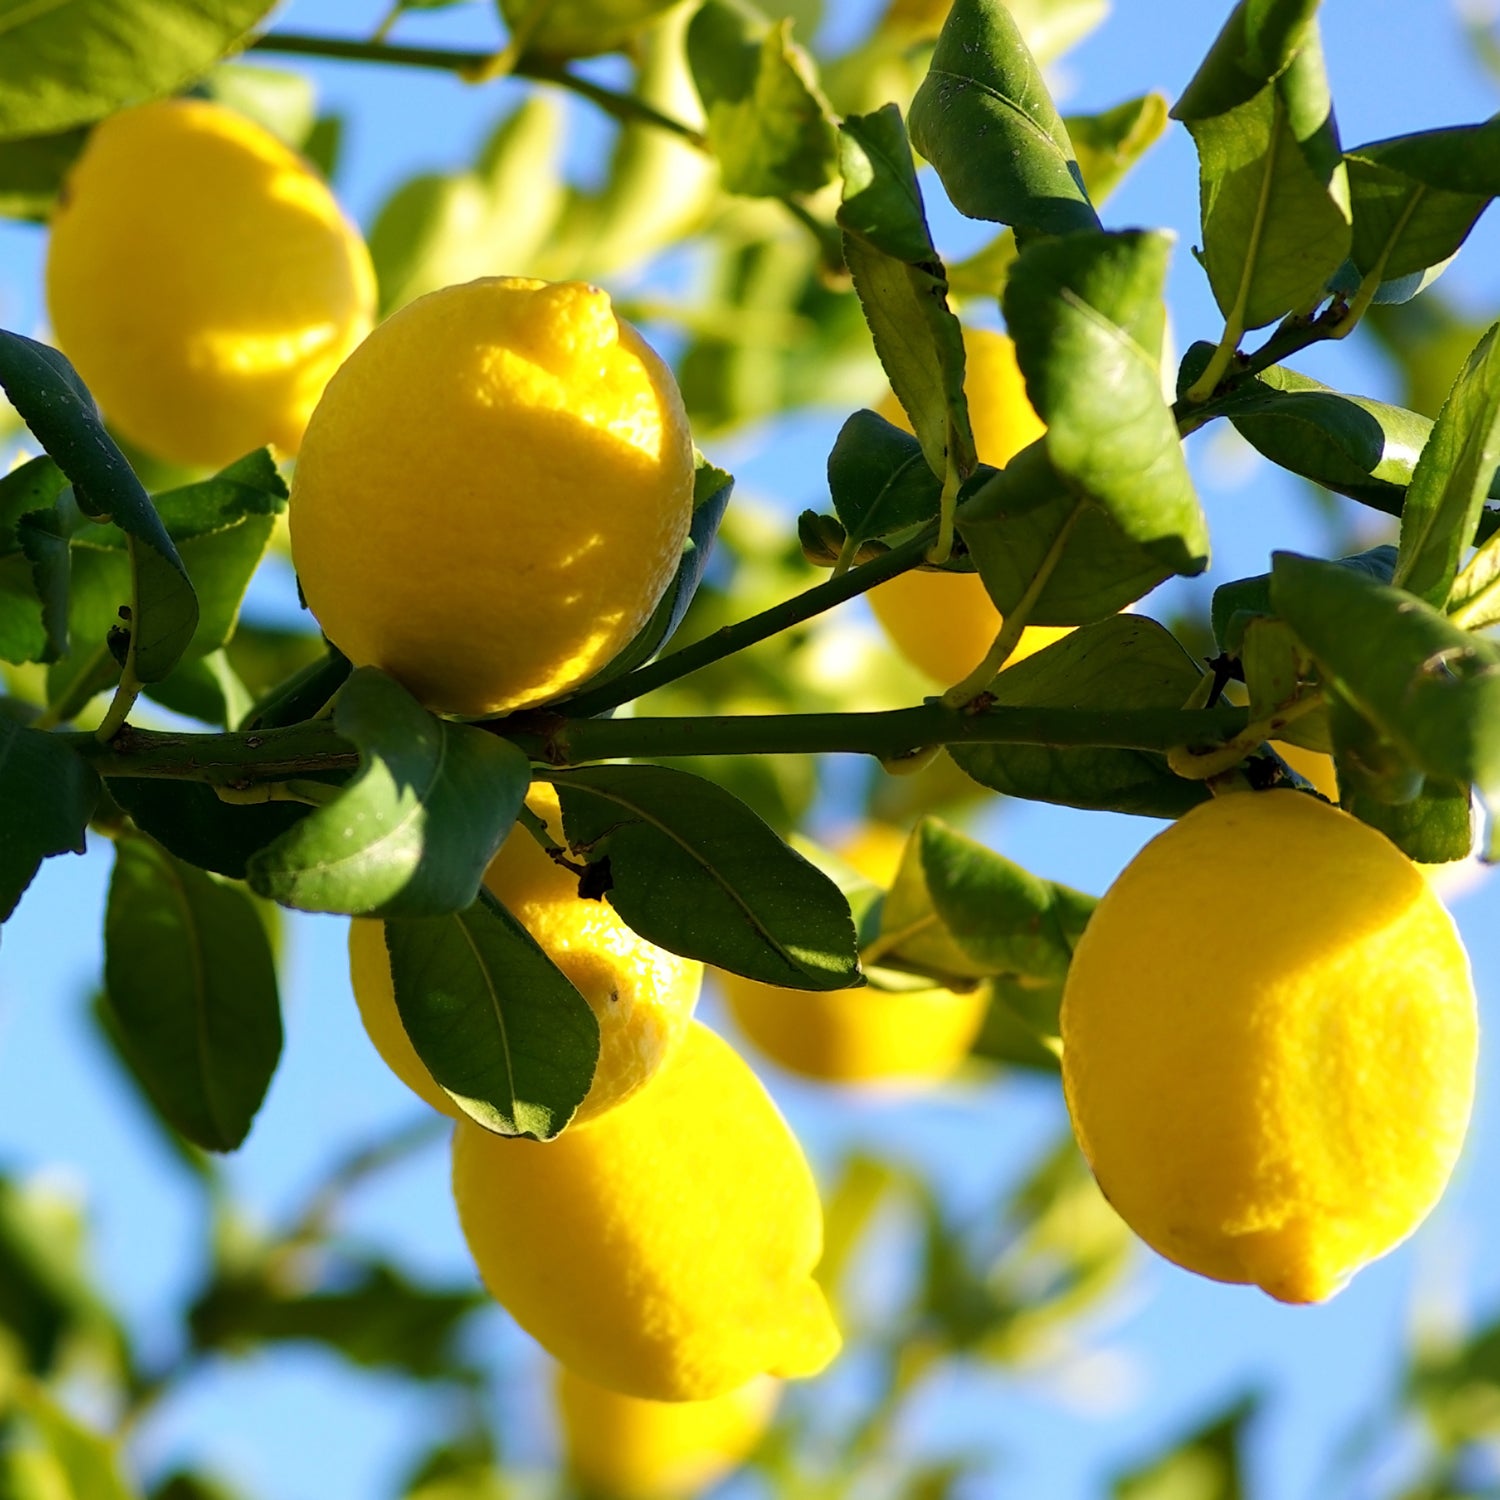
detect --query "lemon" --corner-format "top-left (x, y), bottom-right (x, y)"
top-left (556, 1367), bottom-right (779, 1499)
top-left (868, 328), bottom-right (1070, 684)
top-left (1060, 789), bottom-right (1477, 1304)
top-left (451, 1021), bottom-right (840, 1401)
top-left (500, 0), bottom-right (683, 58)
top-left (290, 277), bottom-right (695, 717)
top-left (719, 823), bottom-right (987, 1085)
top-left (351, 784), bottom-right (700, 1126)
top-left (46, 99), bottom-right (375, 470)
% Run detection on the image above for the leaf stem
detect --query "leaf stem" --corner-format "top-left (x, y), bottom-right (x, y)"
top-left (95, 662), bottom-right (140, 744)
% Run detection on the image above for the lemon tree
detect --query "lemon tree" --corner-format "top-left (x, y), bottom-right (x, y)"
top-left (0, 0), bottom-right (1498, 1495)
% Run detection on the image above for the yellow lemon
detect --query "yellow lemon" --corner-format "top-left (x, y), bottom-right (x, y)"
top-left (351, 784), bottom-right (701, 1126)
top-left (1060, 789), bottom-right (1477, 1304)
top-left (868, 329), bottom-right (1068, 684)
top-left (556, 1367), bottom-right (779, 1499)
top-left (47, 98), bottom-right (375, 469)
top-left (290, 277), bottom-right (695, 717)
top-left (452, 1022), bottom-right (840, 1400)
top-left (719, 822), bottom-right (987, 1085)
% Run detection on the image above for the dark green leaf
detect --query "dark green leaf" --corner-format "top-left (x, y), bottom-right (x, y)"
top-left (109, 778), bottom-right (311, 880)
top-left (827, 410), bottom-right (943, 548)
top-left (1181, 27), bottom-right (1350, 332)
top-left (876, 816), bottom-right (1094, 984)
top-left (143, 649), bottom-right (254, 727)
top-left (1001, 230), bottom-right (1209, 576)
top-left (908, 0), bottom-right (1098, 235)
top-left (975, 976), bottom-right (1064, 1071)
top-left (552, 763), bottom-right (861, 989)
top-left (949, 616), bottom-right (1212, 817)
top-left (0, 454), bottom-right (66, 548)
top-left (1171, 0), bottom-right (1319, 120)
top-left (1346, 120), bottom-right (1500, 284)
top-left (387, 891), bottom-right (598, 1140)
top-left (838, 106), bottom-right (975, 483)
top-left (14, 504), bottom-right (71, 663)
top-left (687, 1), bottom-right (838, 199)
top-left (1350, 778), bottom-right (1474, 864)
top-left (241, 644), bottom-right (351, 731)
top-left (1271, 551), bottom-right (1500, 800)
top-left (44, 542), bottom-right (130, 717)
top-left (190, 1259), bottom-right (481, 1378)
top-left (0, 126), bottom-right (87, 220)
top-left (1396, 321), bottom-right (1500, 607)
top-left (0, 717), bottom-right (98, 922)
top-left (247, 668), bottom-right (529, 917)
top-left (1210, 544), bottom-right (1396, 650)
top-left (0, 331), bottom-right (197, 682)
top-left (0, 0), bottom-right (280, 140)
top-left (104, 833), bottom-right (282, 1152)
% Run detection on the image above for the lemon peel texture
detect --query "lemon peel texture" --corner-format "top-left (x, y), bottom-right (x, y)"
top-left (1060, 789), bottom-right (1477, 1304)
top-left (47, 99), bottom-right (375, 469)
top-left (289, 276), bottom-right (695, 717)
top-left (452, 1022), bottom-right (841, 1400)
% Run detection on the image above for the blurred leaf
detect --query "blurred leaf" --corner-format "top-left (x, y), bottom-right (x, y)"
top-left (908, 0), bottom-right (1098, 235)
top-left (0, 332), bottom-right (198, 684)
top-left (1270, 551), bottom-right (1500, 802)
top-left (227, 622), bottom-right (331, 702)
top-left (1113, 1394), bottom-right (1257, 1500)
top-left (387, 890), bottom-right (599, 1139)
top-left (838, 105), bottom-right (975, 484)
top-left (0, 126), bottom-right (86, 221)
top-left (144, 649), bottom-right (255, 728)
top-left (190, 1260), bottom-right (482, 1379)
top-left (1004, 0), bottom-right (1109, 64)
top-left (552, 762), bottom-right (862, 989)
top-left (199, 62), bottom-right (315, 148)
top-left (949, 616), bottom-right (1212, 816)
top-left (0, 0), bottom-right (278, 139)
top-left (247, 669), bottom-right (529, 918)
top-left (1345, 119), bottom-right (1500, 285)
top-left (150, 1474), bottom-right (244, 1500)
top-left (8, 1379), bottom-right (138, 1499)
top-left (688, 2), bottom-right (838, 199)
top-left (0, 717), bottom-right (98, 923)
top-left (816, 1154), bottom-right (902, 1302)
top-left (1396, 321), bottom-right (1500, 607)
top-left (1178, 24), bottom-right (1349, 332)
top-left (876, 816), bottom-right (1094, 984)
top-left (975, 976), bottom-right (1063, 1070)
top-left (1349, 778), bottom-right (1473, 864)
top-left (990, 230), bottom-right (1207, 575)
top-left (104, 833), bottom-right (282, 1152)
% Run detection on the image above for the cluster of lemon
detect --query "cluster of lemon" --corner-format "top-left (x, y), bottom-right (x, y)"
top-left (42, 89), bottom-right (1484, 1491)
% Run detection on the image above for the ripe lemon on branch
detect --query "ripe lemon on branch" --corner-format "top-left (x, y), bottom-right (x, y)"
top-left (868, 328), bottom-right (1070, 685)
top-left (452, 1022), bottom-right (840, 1401)
top-left (47, 99), bottom-right (375, 470)
top-left (351, 784), bottom-right (701, 1126)
top-left (1060, 789), bottom-right (1477, 1304)
top-left (290, 277), bottom-right (696, 716)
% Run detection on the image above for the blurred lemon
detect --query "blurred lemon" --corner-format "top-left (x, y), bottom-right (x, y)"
top-left (868, 329), bottom-right (1069, 684)
top-left (1061, 789), bottom-right (1477, 1303)
top-left (452, 1022), bottom-right (840, 1400)
top-left (351, 784), bottom-right (701, 1126)
top-left (47, 98), bottom-right (374, 468)
top-left (290, 277), bottom-right (695, 716)
top-left (556, 1366), bottom-right (779, 1499)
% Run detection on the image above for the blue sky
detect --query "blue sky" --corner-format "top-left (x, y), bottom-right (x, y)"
top-left (2, 2), bottom-right (1499, 1497)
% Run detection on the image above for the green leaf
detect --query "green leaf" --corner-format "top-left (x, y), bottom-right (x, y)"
top-left (1171, 0), bottom-right (1319, 120)
top-left (826, 410), bottom-right (944, 548)
top-left (0, 456), bottom-right (70, 664)
top-left (0, 718), bottom-right (98, 923)
top-left (1349, 778), bottom-right (1474, 864)
top-left (189, 1258), bottom-right (481, 1378)
top-left (959, 449), bottom-right (1175, 624)
top-left (999, 230), bottom-right (1209, 576)
top-left (247, 668), bottom-right (529, 918)
top-left (198, 61), bottom-right (316, 148)
top-left (687, 1), bottom-right (838, 199)
top-left (1396, 321), bottom-right (1500, 607)
top-left (1211, 544), bottom-right (1396, 650)
top-left (0, 455), bottom-right (66, 548)
top-left (551, 763), bottom-right (861, 990)
top-left (109, 778), bottom-right (311, 880)
top-left (949, 616), bottom-right (1212, 816)
top-left (0, 0), bottom-right (279, 140)
top-left (241, 644), bottom-right (351, 731)
top-left (975, 976), bottom-right (1064, 1071)
top-left (1179, 25), bottom-right (1351, 332)
top-left (875, 817), bottom-right (1094, 985)
top-left (1270, 551), bottom-right (1500, 801)
top-left (387, 891), bottom-right (599, 1140)
top-left (837, 105), bottom-right (975, 483)
top-left (908, 0), bottom-right (1098, 235)
top-left (0, 126), bottom-right (87, 221)
top-left (1346, 119), bottom-right (1500, 284)
top-left (1113, 1395), bottom-right (1257, 1500)
top-left (0, 332), bottom-right (197, 683)
top-left (43, 542), bottom-right (129, 717)
top-left (561, 458), bottom-right (733, 698)
top-left (10, 1379), bottom-right (138, 1500)
top-left (103, 833), bottom-right (281, 1152)
top-left (143, 648), bottom-right (254, 728)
